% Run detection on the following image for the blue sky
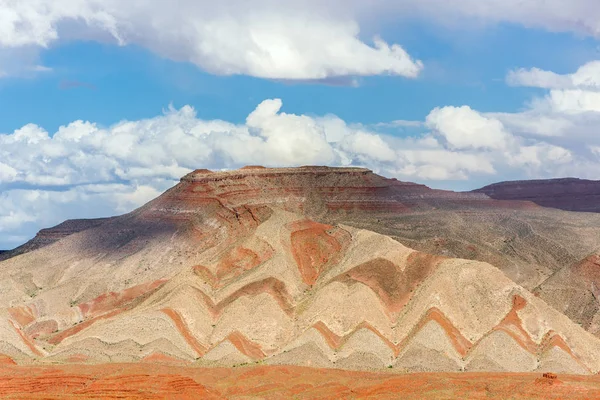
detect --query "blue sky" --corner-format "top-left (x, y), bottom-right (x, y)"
top-left (2, 0), bottom-right (600, 248)
top-left (3, 23), bottom-right (595, 134)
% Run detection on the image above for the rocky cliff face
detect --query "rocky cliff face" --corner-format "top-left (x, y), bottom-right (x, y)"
top-left (473, 178), bottom-right (600, 213)
top-left (174, 166), bottom-right (530, 216)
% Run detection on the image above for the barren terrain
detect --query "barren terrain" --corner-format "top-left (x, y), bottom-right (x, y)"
top-left (474, 178), bottom-right (600, 213)
top-left (0, 364), bottom-right (599, 399)
top-left (2, 166), bottom-right (600, 397)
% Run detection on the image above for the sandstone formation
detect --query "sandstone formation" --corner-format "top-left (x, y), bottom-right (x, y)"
top-left (1, 166), bottom-right (600, 375)
top-left (474, 177), bottom-right (600, 213)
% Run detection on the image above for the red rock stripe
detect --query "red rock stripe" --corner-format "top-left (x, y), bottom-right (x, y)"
top-left (224, 331), bottom-right (265, 360)
top-left (160, 308), bottom-right (207, 357)
top-left (9, 320), bottom-right (43, 357)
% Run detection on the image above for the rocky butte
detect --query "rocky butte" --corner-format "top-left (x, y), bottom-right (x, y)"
top-left (2, 166), bottom-right (600, 397)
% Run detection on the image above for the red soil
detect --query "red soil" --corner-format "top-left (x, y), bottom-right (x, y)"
top-left (308, 294), bottom-right (583, 364)
top-left (0, 356), bottom-right (15, 365)
top-left (9, 320), bottom-right (43, 357)
top-left (65, 354), bottom-right (89, 363)
top-left (48, 309), bottom-right (123, 345)
top-left (312, 308), bottom-right (470, 358)
top-left (335, 252), bottom-right (445, 316)
top-left (399, 307), bottom-right (473, 358)
top-left (161, 305), bottom-right (269, 360)
top-left (540, 330), bottom-right (591, 373)
top-left (0, 364), bottom-right (599, 399)
top-left (217, 247), bottom-right (261, 279)
top-left (142, 352), bottom-right (191, 365)
top-left (223, 331), bottom-right (266, 360)
top-left (191, 277), bottom-right (295, 320)
top-left (160, 308), bottom-right (207, 357)
top-left (489, 294), bottom-right (538, 353)
top-left (312, 321), bottom-right (397, 355)
top-left (77, 279), bottom-right (168, 320)
top-left (216, 277), bottom-right (294, 316)
top-left (7, 306), bottom-right (35, 327)
top-left (289, 220), bottom-right (350, 285)
top-left (47, 279), bottom-right (169, 345)
top-left (214, 240), bottom-right (274, 285)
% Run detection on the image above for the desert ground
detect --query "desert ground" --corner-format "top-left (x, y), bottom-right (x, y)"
top-left (1, 363), bottom-right (599, 399)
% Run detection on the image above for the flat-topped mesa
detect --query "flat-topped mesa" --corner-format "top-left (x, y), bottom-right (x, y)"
top-left (474, 177), bottom-right (600, 212)
top-left (171, 166), bottom-right (466, 214)
top-left (180, 166), bottom-right (374, 183)
top-left (3, 166), bottom-right (538, 263)
top-left (168, 166), bottom-right (410, 216)
top-left (156, 166), bottom-right (519, 218)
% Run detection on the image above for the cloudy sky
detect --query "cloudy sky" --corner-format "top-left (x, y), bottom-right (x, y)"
top-left (2, 0), bottom-right (600, 248)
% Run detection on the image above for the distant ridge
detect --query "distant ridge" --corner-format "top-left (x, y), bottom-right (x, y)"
top-left (473, 177), bottom-right (600, 213)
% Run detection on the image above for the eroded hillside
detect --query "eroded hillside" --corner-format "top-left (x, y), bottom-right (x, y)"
top-left (1, 167), bottom-right (600, 374)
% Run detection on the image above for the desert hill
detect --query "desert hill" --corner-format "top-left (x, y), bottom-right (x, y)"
top-left (1, 166), bottom-right (600, 374)
top-left (5, 167), bottom-right (600, 339)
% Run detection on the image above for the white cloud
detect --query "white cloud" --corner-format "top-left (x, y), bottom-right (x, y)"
top-left (507, 67), bottom-right (572, 89)
top-left (392, 0), bottom-right (600, 38)
top-left (546, 89), bottom-right (600, 114)
top-left (5, 1), bottom-right (600, 81)
top-left (495, 61), bottom-right (600, 148)
top-left (0, 0), bottom-right (423, 80)
top-left (508, 143), bottom-right (573, 169)
top-left (507, 61), bottom-right (600, 90)
top-left (396, 149), bottom-right (495, 180)
top-left (3, 93), bottom-right (596, 248)
top-left (339, 131), bottom-right (397, 163)
top-left (425, 106), bottom-right (511, 150)
top-left (490, 112), bottom-right (575, 137)
top-left (590, 146), bottom-right (600, 157)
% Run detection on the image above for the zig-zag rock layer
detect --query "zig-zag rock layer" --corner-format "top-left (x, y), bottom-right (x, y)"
top-left (2, 166), bottom-right (600, 374)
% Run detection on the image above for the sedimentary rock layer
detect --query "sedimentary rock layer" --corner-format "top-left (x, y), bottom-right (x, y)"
top-left (2, 166), bottom-right (600, 375)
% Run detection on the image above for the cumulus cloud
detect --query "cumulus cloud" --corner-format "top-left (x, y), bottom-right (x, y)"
top-left (5, 1), bottom-right (600, 80)
top-left (0, 0), bottom-right (422, 80)
top-left (426, 106), bottom-right (512, 150)
top-left (507, 61), bottom-right (600, 90)
top-left (506, 68), bottom-right (572, 89)
top-left (497, 60), bottom-right (600, 144)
